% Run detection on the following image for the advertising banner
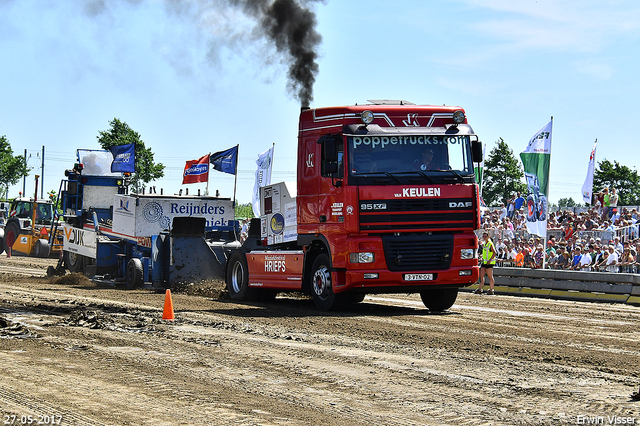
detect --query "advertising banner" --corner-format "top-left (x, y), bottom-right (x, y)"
top-left (112, 195), bottom-right (235, 238)
top-left (520, 119), bottom-right (553, 238)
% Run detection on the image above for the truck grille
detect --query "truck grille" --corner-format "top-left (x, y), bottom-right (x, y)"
top-left (382, 234), bottom-right (454, 272)
top-left (359, 198), bottom-right (475, 232)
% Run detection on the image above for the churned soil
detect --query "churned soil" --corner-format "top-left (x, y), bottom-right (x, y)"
top-left (1, 253), bottom-right (639, 425)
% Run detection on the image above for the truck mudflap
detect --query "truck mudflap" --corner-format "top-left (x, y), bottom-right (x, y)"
top-left (168, 217), bottom-right (240, 286)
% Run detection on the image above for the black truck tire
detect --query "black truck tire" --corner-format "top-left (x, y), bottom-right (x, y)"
top-left (126, 258), bottom-right (144, 288)
top-left (34, 239), bottom-right (51, 258)
top-left (3, 221), bottom-right (20, 255)
top-left (226, 251), bottom-right (256, 301)
top-left (310, 253), bottom-right (344, 311)
top-left (420, 288), bottom-right (458, 312)
top-left (64, 250), bottom-right (84, 273)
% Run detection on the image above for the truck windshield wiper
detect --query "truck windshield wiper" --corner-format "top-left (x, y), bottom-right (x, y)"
top-left (363, 172), bottom-right (403, 184)
top-left (392, 171), bottom-right (435, 184)
top-left (444, 169), bottom-right (466, 183)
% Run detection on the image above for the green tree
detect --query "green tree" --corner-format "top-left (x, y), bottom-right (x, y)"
top-left (593, 159), bottom-right (640, 205)
top-left (235, 202), bottom-right (255, 219)
top-left (0, 135), bottom-right (30, 199)
top-left (558, 197), bottom-right (580, 209)
top-left (97, 118), bottom-right (165, 192)
top-left (483, 138), bottom-right (528, 206)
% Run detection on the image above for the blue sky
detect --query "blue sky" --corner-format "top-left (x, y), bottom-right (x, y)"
top-left (1, 0), bottom-right (639, 205)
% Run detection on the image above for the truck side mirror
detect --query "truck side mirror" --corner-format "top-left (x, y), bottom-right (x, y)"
top-left (323, 162), bottom-right (339, 175)
top-left (323, 137), bottom-right (338, 162)
top-left (472, 140), bottom-right (483, 163)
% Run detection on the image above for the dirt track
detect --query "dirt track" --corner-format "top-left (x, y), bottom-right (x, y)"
top-left (1, 254), bottom-right (640, 425)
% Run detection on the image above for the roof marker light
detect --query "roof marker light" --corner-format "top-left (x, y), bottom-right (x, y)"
top-left (361, 110), bottom-right (374, 125)
top-left (453, 110), bottom-right (465, 124)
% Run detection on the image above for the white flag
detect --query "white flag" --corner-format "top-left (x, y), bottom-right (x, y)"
top-left (252, 145), bottom-right (275, 217)
top-left (581, 140), bottom-right (597, 204)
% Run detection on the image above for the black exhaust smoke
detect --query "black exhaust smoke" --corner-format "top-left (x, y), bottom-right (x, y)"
top-left (231, 0), bottom-right (323, 107)
top-left (82, 0), bottom-right (323, 106)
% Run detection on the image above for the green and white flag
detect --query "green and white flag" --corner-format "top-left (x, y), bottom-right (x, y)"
top-left (520, 119), bottom-right (552, 238)
top-left (474, 144), bottom-right (486, 195)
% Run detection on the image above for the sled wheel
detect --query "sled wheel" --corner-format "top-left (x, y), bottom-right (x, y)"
top-left (126, 258), bottom-right (144, 288)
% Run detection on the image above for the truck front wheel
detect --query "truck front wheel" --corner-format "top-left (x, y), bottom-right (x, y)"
top-left (420, 288), bottom-right (458, 312)
top-left (311, 254), bottom-right (342, 311)
top-left (226, 251), bottom-right (255, 301)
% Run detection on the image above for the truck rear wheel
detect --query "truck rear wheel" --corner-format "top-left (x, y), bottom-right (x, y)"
top-left (126, 258), bottom-right (144, 288)
top-left (311, 254), bottom-right (343, 311)
top-left (64, 251), bottom-right (84, 273)
top-left (226, 251), bottom-right (255, 301)
top-left (420, 288), bottom-right (458, 312)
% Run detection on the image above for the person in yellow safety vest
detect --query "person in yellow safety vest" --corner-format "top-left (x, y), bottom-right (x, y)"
top-left (474, 231), bottom-right (496, 295)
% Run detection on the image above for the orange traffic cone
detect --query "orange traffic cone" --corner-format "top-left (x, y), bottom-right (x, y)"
top-left (162, 289), bottom-right (175, 320)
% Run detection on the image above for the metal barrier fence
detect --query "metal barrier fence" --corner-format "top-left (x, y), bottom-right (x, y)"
top-left (476, 223), bottom-right (640, 272)
top-left (477, 224), bottom-right (638, 246)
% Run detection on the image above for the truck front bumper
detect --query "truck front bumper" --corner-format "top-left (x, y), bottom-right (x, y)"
top-left (337, 265), bottom-right (479, 294)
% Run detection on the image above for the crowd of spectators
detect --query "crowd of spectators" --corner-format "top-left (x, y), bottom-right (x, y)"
top-left (480, 188), bottom-right (640, 273)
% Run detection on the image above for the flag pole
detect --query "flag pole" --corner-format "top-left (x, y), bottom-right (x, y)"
top-left (206, 152), bottom-right (211, 196)
top-left (232, 144), bottom-right (239, 210)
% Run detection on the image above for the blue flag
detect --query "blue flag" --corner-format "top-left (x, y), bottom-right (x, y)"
top-left (109, 143), bottom-right (136, 173)
top-left (210, 146), bottom-right (238, 175)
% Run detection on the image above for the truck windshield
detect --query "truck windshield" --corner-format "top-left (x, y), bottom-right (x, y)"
top-left (347, 134), bottom-right (473, 177)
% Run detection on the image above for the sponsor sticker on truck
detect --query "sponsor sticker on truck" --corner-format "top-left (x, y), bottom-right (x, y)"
top-left (63, 225), bottom-right (97, 259)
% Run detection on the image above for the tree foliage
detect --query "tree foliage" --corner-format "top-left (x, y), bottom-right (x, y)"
top-left (97, 118), bottom-right (165, 192)
top-left (482, 138), bottom-right (528, 206)
top-left (593, 159), bottom-right (640, 205)
top-left (0, 135), bottom-right (30, 199)
top-left (235, 202), bottom-right (254, 219)
top-left (558, 197), bottom-right (580, 209)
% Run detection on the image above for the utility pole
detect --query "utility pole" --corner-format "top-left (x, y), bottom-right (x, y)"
top-left (41, 145), bottom-right (45, 199)
top-left (22, 148), bottom-right (27, 196)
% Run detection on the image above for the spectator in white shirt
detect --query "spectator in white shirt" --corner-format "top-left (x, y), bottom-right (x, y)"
top-left (606, 245), bottom-right (619, 273)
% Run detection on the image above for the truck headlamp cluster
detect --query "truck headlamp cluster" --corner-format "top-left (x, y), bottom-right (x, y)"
top-left (350, 252), bottom-right (375, 263)
top-left (361, 110), bottom-right (374, 125)
top-left (460, 249), bottom-right (475, 259)
top-left (452, 110), bottom-right (465, 124)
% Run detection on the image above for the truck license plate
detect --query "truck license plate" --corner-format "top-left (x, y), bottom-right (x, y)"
top-left (404, 273), bottom-right (434, 281)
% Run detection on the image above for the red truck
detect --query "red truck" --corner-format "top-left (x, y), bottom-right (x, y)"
top-left (226, 101), bottom-right (483, 311)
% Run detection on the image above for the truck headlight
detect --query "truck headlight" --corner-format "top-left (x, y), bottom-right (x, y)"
top-left (350, 252), bottom-right (375, 263)
top-left (461, 249), bottom-right (475, 259)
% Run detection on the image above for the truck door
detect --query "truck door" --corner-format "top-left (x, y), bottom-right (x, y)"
top-left (318, 135), bottom-right (345, 225)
